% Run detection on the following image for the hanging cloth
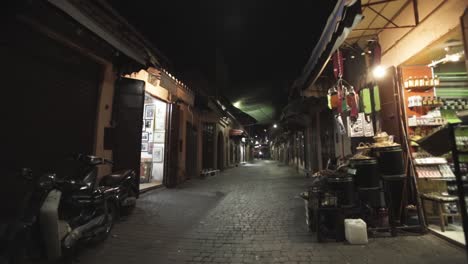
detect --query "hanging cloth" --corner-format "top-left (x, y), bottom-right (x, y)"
top-left (337, 84), bottom-right (343, 114)
top-left (373, 85), bottom-right (381, 112)
top-left (360, 87), bottom-right (372, 115)
top-left (346, 87), bottom-right (359, 118)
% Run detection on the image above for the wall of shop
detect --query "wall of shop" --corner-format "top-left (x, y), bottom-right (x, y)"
top-left (380, 0), bottom-right (467, 67)
top-left (95, 65), bottom-right (117, 177)
top-left (1, 2), bottom-right (123, 178)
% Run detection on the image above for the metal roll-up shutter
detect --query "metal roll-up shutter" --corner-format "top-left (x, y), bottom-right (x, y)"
top-left (1, 20), bottom-right (102, 171)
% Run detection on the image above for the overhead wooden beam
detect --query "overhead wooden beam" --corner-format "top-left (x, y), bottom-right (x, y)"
top-left (362, 0), bottom-right (398, 7)
top-left (353, 25), bottom-right (416, 30)
top-left (413, 0), bottom-right (420, 25)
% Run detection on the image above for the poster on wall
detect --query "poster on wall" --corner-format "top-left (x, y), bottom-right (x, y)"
top-left (156, 103), bottom-right (165, 116)
top-left (141, 142), bottom-right (148, 152)
top-left (144, 104), bottom-right (155, 119)
top-left (154, 132), bottom-right (165, 143)
top-left (155, 117), bottom-right (165, 130)
top-left (153, 147), bottom-right (163, 162)
top-left (144, 119), bottom-right (153, 130)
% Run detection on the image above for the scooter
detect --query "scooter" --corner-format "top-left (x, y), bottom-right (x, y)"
top-left (0, 156), bottom-right (138, 263)
top-left (39, 154), bottom-right (138, 260)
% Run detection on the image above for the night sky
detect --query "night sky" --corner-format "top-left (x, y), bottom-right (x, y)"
top-left (110, 0), bottom-right (337, 124)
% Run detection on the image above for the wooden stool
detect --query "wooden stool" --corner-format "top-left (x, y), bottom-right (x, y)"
top-left (420, 193), bottom-right (460, 232)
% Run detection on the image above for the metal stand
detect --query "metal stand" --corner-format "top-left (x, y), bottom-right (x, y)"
top-left (448, 124), bottom-right (468, 257)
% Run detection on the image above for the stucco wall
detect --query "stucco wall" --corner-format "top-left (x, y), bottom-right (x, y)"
top-left (94, 64), bottom-right (115, 177)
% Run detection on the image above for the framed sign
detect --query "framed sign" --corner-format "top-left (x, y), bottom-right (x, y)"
top-left (141, 142), bottom-right (148, 152)
top-left (153, 147), bottom-right (163, 162)
top-left (144, 104), bottom-right (155, 119)
top-left (154, 132), bottom-right (165, 143)
top-left (144, 119), bottom-right (153, 130)
top-left (155, 117), bottom-right (165, 130)
top-left (142, 132), bottom-right (149, 141)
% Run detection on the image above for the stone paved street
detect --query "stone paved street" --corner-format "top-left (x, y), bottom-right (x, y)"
top-left (72, 160), bottom-right (467, 264)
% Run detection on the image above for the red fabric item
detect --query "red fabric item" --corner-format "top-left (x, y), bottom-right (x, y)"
top-left (337, 85), bottom-right (343, 114)
top-left (347, 92), bottom-right (359, 118)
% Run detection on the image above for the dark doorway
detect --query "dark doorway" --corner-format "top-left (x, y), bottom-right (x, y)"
top-left (1, 19), bottom-right (102, 171)
top-left (202, 123), bottom-right (215, 169)
top-left (164, 103), bottom-right (180, 187)
top-left (185, 122), bottom-right (197, 179)
top-left (217, 131), bottom-right (224, 170)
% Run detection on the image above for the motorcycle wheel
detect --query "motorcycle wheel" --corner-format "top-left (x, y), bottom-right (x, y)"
top-left (121, 189), bottom-right (137, 216)
top-left (91, 200), bottom-right (117, 243)
top-left (103, 200), bottom-right (117, 236)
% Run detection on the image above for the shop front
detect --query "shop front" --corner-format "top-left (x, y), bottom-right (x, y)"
top-left (140, 95), bottom-right (168, 188)
top-left (396, 24), bottom-right (468, 246)
top-left (125, 68), bottom-right (171, 190)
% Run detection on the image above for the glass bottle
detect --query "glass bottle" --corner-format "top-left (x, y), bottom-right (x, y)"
top-left (428, 96), bottom-right (434, 106)
top-left (424, 76), bottom-right (430, 86)
top-left (422, 96), bottom-right (427, 106)
top-left (434, 75), bottom-right (440, 86)
top-left (419, 77), bottom-right (425, 87)
top-left (408, 76), bottom-right (414, 87)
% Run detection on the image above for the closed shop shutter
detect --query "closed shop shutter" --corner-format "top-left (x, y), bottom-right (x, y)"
top-left (1, 20), bottom-right (102, 170)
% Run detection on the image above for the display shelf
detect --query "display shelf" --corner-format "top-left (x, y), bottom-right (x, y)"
top-left (409, 123), bottom-right (446, 127)
top-left (414, 158), bottom-right (448, 165)
top-left (421, 177), bottom-right (457, 181)
top-left (406, 85), bottom-right (438, 91)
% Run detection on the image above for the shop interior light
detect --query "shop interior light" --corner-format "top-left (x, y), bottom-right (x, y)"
top-left (372, 65), bottom-right (386, 79)
top-left (259, 151), bottom-right (263, 155)
top-left (273, 124), bottom-right (278, 128)
top-left (448, 53), bottom-right (461, 62)
top-left (255, 141), bottom-right (259, 144)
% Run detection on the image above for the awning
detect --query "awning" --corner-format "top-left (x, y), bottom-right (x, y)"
top-left (229, 129), bottom-right (245, 137)
top-left (293, 0), bottom-right (363, 92)
top-left (280, 97), bottom-right (327, 128)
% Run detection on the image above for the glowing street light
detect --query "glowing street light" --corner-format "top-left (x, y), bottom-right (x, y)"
top-left (273, 124), bottom-right (278, 128)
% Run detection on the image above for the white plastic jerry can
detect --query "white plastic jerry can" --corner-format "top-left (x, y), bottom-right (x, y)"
top-left (344, 218), bottom-right (368, 245)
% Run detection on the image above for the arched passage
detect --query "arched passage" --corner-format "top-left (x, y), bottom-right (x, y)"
top-left (217, 131), bottom-right (224, 170)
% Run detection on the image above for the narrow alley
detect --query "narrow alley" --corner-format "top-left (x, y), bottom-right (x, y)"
top-left (73, 160), bottom-right (465, 264)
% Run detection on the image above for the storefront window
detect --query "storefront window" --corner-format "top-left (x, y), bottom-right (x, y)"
top-left (140, 94), bottom-right (167, 187)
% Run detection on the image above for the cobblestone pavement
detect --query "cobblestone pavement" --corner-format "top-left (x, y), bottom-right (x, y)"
top-left (72, 160), bottom-right (467, 264)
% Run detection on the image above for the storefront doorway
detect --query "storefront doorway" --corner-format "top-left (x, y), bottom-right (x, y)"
top-left (399, 26), bottom-right (467, 246)
top-left (217, 131), bottom-right (224, 170)
top-left (140, 94), bottom-right (167, 189)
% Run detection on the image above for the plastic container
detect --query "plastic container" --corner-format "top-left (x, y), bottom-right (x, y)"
top-left (344, 219), bottom-right (368, 245)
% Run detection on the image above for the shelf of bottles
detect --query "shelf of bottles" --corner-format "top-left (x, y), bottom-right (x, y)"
top-left (404, 75), bottom-right (440, 91)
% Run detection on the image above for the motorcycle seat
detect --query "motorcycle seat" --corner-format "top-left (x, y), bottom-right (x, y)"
top-left (100, 170), bottom-right (133, 186)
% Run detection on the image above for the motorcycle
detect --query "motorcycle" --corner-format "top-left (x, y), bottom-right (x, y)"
top-left (0, 155), bottom-right (138, 263)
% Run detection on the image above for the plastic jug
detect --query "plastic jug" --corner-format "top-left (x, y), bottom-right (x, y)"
top-left (344, 218), bottom-right (368, 244)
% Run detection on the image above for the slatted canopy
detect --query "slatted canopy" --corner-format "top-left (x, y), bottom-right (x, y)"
top-left (345, 0), bottom-right (417, 48)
